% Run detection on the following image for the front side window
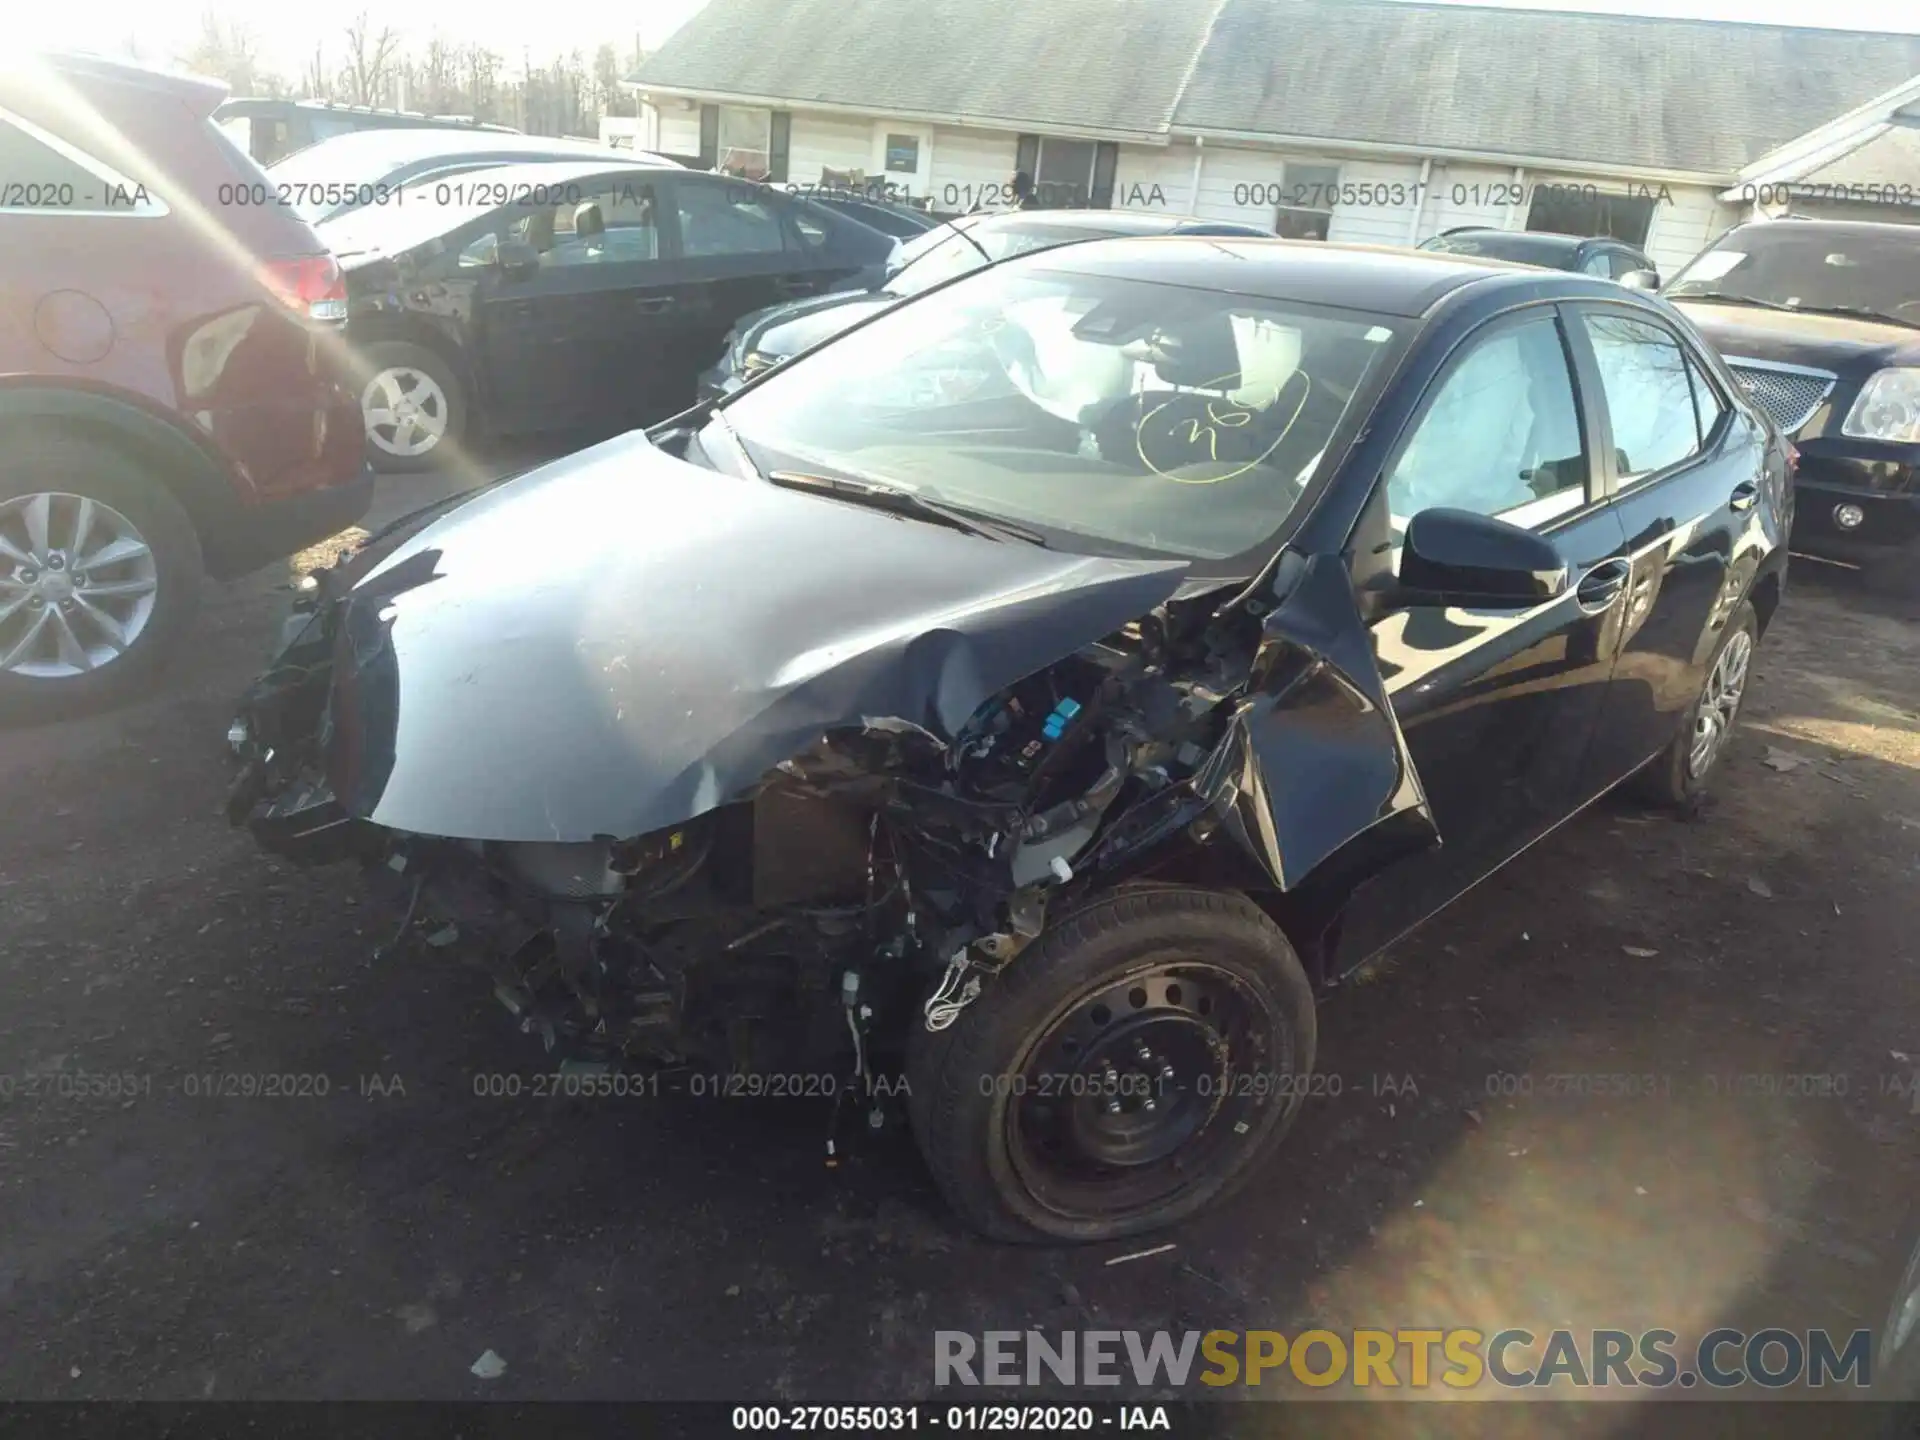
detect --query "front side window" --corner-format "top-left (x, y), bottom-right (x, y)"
top-left (716, 263), bottom-right (1399, 561)
top-left (1385, 313), bottom-right (1586, 535)
top-left (1276, 162), bottom-right (1339, 241)
top-left (1579, 312), bottom-right (1703, 485)
top-left (717, 106), bottom-right (772, 180)
top-left (1665, 224), bottom-right (1920, 326)
top-left (532, 179), bottom-right (662, 267)
top-left (1581, 250), bottom-right (1614, 277)
top-left (675, 179), bottom-right (784, 257)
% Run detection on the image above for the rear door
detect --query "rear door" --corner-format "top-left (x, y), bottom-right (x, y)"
top-left (663, 174), bottom-right (813, 407)
top-left (1333, 304), bottom-right (1633, 966)
top-left (472, 171), bottom-right (683, 433)
top-left (1562, 301), bottom-right (1767, 786)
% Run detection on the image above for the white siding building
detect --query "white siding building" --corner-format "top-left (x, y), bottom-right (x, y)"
top-left (630, 0), bottom-right (1920, 278)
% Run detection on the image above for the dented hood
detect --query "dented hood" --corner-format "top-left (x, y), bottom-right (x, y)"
top-left (325, 432), bottom-right (1188, 843)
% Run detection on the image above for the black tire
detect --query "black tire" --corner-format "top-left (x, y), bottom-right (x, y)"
top-left (1628, 598), bottom-right (1759, 811)
top-left (0, 430), bottom-right (203, 723)
top-left (355, 339), bottom-right (467, 474)
top-left (907, 887), bottom-right (1316, 1244)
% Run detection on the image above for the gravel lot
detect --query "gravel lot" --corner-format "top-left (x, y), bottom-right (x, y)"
top-left (2, 450), bottom-right (1917, 1430)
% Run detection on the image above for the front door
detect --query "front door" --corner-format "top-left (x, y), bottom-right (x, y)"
top-left (474, 173), bottom-right (680, 436)
top-left (662, 174), bottom-right (822, 415)
top-left (1334, 305), bottom-right (1632, 967)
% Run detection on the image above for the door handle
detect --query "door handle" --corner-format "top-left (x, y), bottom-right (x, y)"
top-left (774, 277), bottom-right (819, 296)
top-left (1729, 480), bottom-right (1760, 513)
top-left (1575, 558), bottom-right (1632, 612)
top-left (633, 296), bottom-right (675, 315)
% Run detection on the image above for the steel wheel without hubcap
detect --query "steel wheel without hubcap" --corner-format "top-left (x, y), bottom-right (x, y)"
top-left (1008, 962), bottom-right (1266, 1222)
top-left (363, 366), bottom-right (450, 460)
top-left (0, 491), bottom-right (159, 678)
top-left (1688, 628), bottom-right (1752, 779)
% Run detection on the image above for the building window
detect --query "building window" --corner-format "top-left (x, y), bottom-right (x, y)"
top-left (717, 105), bottom-right (772, 180)
top-left (1275, 163), bottom-right (1338, 240)
top-left (1526, 187), bottom-right (1655, 245)
top-left (884, 134), bottom-right (920, 174)
top-left (1034, 138), bottom-right (1098, 207)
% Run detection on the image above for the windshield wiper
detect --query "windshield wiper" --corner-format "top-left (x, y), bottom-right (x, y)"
top-left (1670, 291), bottom-right (1808, 313)
top-left (1786, 304), bottom-right (1920, 331)
top-left (766, 470), bottom-right (1047, 546)
top-left (1672, 292), bottom-right (1920, 329)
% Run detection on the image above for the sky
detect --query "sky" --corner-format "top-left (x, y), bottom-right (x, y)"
top-left (17, 0), bottom-right (1920, 82)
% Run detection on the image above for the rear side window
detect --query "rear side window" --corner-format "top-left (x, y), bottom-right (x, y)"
top-left (1685, 354), bottom-right (1725, 445)
top-left (1579, 312), bottom-right (1703, 486)
top-left (675, 178), bottom-right (785, 257)
top-left (0, 110), bottom-right (163, 216)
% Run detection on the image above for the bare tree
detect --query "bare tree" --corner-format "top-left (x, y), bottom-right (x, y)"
top-left (417, 37), bottom-right (459, 116)
top-left (461, 45), bottom-right (502, 124)
top-left (341, 14), bottom-right (401, 106)
top-left (303, 42), bottom-right (331, 100)
top-left (593, 43), bottom-right (625, 121)
top-left (180, 11), bottom-right (270, 94)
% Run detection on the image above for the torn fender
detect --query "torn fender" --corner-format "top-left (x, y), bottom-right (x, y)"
top-left (1214, 551), bottom-right (1438, 892)
top-left (318, 431), bottom-right (1189, 843)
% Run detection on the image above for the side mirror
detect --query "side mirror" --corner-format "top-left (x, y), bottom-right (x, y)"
top-left (1619, 268), bottom-right (1660, 292)
top-left (497, 238), bottom-right (540, 281)
top-left (1400, 507), bottom-right (1568, 605)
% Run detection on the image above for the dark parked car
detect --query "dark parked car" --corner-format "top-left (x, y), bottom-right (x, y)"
top-left (799, 191), bottom-right (942, 239)
top-left (266, 128), bottom-right (680, 225)
top-left (228, 237), bottom-right (1788, 1243)
top-left (699, 209), bottom-right (1277, 398)
top-left (1420, 227), bottom-right (1661, 288)
top-left (1665, 218), bottom-right (1920, 595)
top-left (214, 97), bottom-right (518, 166)
top-left (320, 161), bottom-right (896, 469)
top-left (0, 53), bottom-right (371, 719)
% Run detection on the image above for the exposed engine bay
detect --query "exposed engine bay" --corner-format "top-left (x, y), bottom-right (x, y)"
top-left (232, 566), bottom-right (1253, 1087)
top-left (224, 426), bottom-right (1431, 1173)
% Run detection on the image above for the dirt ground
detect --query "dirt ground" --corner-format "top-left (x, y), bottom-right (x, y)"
top-left (1, 456), bottom-right (1917, 1432)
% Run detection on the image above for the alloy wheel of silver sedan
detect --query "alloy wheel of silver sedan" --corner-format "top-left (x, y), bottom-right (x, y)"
top-left (0, 491), bottom-right (159, 678)
top-left (362, 365), bottom-right (451, 460)
top-left (1687, 627), bottom-right (1752, 780)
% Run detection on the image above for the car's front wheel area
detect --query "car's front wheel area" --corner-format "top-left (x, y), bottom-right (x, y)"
top-left (907, 887), bottom-right (1316, 1244)
top-left (0, 431), bottom-right (203, 721)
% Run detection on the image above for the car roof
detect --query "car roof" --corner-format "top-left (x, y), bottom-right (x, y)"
top-left (272, 127), bottom-right (643, 168)
top-left (1732, 216), bottom-right (1920, 239)
top-left (388, 157), bottom-right (675, 193)
top-left (1021, 235), bottom-right (1574, 316)
top-left (957, 209), bottom-right (1243, 237)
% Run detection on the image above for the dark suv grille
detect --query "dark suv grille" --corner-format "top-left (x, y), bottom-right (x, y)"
top-left (1725, 361), bottom-right (1836, 436)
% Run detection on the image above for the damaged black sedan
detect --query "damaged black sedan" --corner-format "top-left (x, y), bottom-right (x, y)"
top-left (228, 238), bottom-right (1790, 1243)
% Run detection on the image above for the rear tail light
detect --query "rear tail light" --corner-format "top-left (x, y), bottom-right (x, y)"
top-left (259, 255), bottom-right (348, 324)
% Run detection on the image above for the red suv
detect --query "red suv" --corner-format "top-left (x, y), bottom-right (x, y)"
top-left (0, 52), bottom-right (372, 718)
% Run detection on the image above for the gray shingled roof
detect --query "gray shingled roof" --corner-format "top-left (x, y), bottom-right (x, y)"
top-left (1173, 0), bottom-right (1920, 174)
top-left (630, 0), bottom-right (1226, 137)
top-left (1803, 126), bottom-right (1920, 191)
top-left (634, 0), bottom-right (1920, 175)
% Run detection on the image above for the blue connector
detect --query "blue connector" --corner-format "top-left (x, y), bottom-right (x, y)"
top-left (1040, 697), bottom-right (1082, 742)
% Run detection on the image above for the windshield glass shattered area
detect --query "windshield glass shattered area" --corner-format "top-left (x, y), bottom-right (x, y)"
top-left (718, 265), bottom-right (1398, 561)
top-left (1667, 226), bottom-right (1920, 318)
